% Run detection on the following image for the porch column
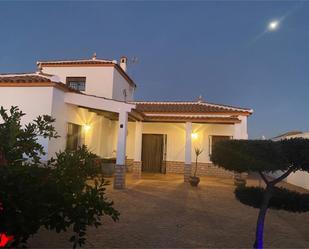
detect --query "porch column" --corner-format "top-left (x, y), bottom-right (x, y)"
top-left (114, 111), bottom-right (128, 189)
top-left (184, 122), bottom-right (192, 182)
top-left (133, 121), bottom-right (142, 179)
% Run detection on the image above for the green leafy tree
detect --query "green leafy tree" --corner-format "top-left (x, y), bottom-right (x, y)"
top-left (211, 139), bottom-right (309, 249)
top-left (0, 106), bottom-right (58, 166)
top-left (0, 106), bottom-right (119, 248)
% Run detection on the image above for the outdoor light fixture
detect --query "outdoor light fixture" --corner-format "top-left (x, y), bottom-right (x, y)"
top-left (191, 133), bottom-right (198, 140)
top-left (83, 124), bottom-right (91, 132)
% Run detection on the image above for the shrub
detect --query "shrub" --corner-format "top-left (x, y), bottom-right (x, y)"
top-left (211, 138), bottom-right (309, 249)
top-left (0, 107), bottom-right (119, 248)
top-left (235, 186), bottom-right (309, 212)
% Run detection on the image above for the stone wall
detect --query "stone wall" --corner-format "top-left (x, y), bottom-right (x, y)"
top-left (165, 161), bottom-right (234, 178)
top-left (125, 158), bottom-right (134, 172)
top-left (125, 159), bottom-right (234, 178)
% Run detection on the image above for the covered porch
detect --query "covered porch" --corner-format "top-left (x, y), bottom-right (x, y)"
top-left (63, 95), bottom-right (251, 190)
top-left (126, 116), bottom-right (247, 184)
top-left (63, 92), bottom-right (135, 189)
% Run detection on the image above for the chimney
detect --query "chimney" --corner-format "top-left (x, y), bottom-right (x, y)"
top-left (119, 56), bottom-right (127, 72)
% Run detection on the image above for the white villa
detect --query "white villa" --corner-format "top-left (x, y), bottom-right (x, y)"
top-left (0, 55), bottom-right (253, 189)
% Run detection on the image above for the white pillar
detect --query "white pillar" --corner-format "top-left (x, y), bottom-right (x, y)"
top-left (114, 111), bottom-right (128, 189)
top-left (133, 121), bottom-right (142, 178)
top-left (184, 122), bottom-right (192, 182)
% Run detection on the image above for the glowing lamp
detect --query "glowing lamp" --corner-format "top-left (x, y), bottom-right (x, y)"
top-left (83, 124), bottom-right (91, 132)
top-left (191, 133), bottom-right (198, 140)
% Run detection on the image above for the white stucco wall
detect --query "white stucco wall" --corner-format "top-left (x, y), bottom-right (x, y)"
top-left (42, 66), bottom-right (134, 102)
top-left (125, 122), bottom-right (235, 163)
top-left (287, 171), bottom-right (309, 190)
top-left (233, 116), bottom-right (248, 139)
top-left (44, 87), bottom-right (118, 159)
top-left (286, 133), bottom-right (309, 190)
top-left (0, 87), bottom-right (54, 160)
top-left (42, 66), bottom-right (115, 99)
top-left (112, 69), bottom-right (134, 101)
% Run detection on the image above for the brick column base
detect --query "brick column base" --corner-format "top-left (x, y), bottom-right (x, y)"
top-left (184, 164), bottom-right (191, 182)
top-left (132, 161), bottom-right (142, 179)
top-left (114, 164), bottom-right (126, 189)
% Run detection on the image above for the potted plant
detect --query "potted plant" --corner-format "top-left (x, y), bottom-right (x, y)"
top-left (189, 147), bottom-right (203, 187)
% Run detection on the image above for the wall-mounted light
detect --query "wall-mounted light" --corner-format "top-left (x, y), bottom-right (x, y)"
top-left (191, 133), bottom-right (198, 140)
top-left (83, 124), bottom-right (91, 133)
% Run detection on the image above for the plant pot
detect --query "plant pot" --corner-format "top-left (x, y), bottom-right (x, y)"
top-left (189, 176), bottom-right (200, 187)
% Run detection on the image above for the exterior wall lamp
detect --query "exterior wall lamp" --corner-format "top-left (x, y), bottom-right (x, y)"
top-left (83, 123), bottom-right (91, 133)
top-left (191, 133), bottom-right (198, 140)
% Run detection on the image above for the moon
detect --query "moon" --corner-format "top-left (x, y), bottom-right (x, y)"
top-left (268, 20), bottom-right (280, 31)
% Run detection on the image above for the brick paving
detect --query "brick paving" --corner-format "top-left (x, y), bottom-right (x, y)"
top-left (29, 174), bottom-right (309, 248)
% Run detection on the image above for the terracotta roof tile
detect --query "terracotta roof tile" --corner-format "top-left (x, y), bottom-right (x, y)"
top-left (143, 115), bottom-right (241, 123)
top-left (37, 58), bottom-right (137, 88)
top-left (132, 101), bottom-right (253, 115)
top-left (37, 59), bottom-right (115, 66)
top-left (0, 74), bottom-right (52, 83)
top-left (0, 73), bottom-right (80, 93)
top-left (272, 131), bottom-right (303, 140)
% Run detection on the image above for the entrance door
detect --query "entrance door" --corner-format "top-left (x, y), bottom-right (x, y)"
top-left (142, 134), bottom-right (164, 173)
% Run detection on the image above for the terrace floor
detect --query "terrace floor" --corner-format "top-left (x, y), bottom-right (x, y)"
top-left (29, 173), bottom-right (309, 248)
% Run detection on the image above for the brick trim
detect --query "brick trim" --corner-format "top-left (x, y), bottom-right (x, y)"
top-left (165, 161), bottom-right (234, 178)
top-left (132, 161), bottom-right (142, 179)
top-left (114, 164), bottom-right (126, 189)
top-left (125, 158), bottom-right (134, 172)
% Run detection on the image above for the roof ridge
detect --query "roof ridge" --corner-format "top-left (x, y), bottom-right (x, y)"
top-left (0, 72), bottom-right (37, 76)
top-left (37, 58), bottom-right (116, 64)
top-left (131, 100), bottom-right (253, 112)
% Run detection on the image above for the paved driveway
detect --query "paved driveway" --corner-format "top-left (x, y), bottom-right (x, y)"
top-left (29, 174), bottom-right (309, 248)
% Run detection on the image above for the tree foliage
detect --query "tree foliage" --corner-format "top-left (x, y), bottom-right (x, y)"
top-left (211, 138), bottom-right (309, 249)
top-left (211, 139), bottom-right (309, 173)
top-left (0, 106), bottom-right (58, 166)
top-left (235, 186), bottom-right (309, 212)
top-left (0, 106), bottom-right (119, 248)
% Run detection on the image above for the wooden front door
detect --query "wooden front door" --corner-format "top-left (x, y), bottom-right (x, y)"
top-left (142, 134), bottom-right (164, 173)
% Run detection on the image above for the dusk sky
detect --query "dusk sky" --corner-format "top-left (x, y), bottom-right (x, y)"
top-left (0, 1), bottom-right (308, 139)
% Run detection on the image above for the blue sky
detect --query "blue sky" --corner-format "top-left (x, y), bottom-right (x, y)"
top-left (0, 1), bottom-right (308, 139)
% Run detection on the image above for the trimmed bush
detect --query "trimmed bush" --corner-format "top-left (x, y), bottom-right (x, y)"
top-left (235, 186), bottom-right (309, 212)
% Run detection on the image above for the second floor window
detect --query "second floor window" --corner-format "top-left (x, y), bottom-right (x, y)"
top-left (66, 77), bottom-right (86, 91)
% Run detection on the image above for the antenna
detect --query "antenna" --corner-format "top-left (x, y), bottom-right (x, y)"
top-left (131, 56), bottom-right (139, 65)
top-left (128, 56), bottom-right (139, 80)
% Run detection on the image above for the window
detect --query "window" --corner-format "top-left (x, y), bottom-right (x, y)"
top-left (209, 135), bottom-right (231, 155)
top-left (66, 123), bottom-right (82, 151)
top-left (66, 77), bottom-right (86, 91)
